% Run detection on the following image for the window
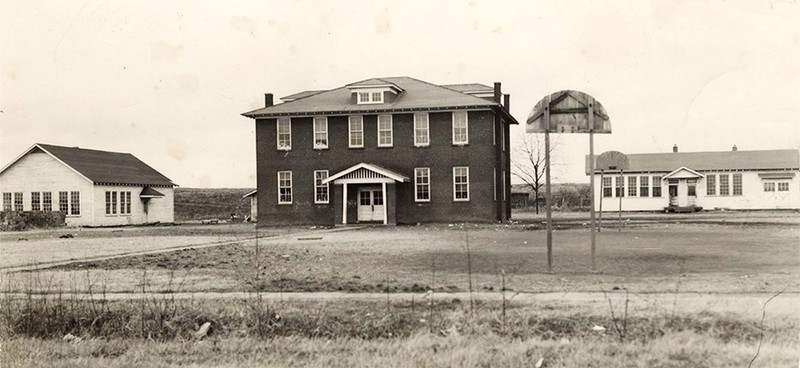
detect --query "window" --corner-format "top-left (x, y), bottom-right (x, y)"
top-left (719, 174), bottom-right (730, 196)
top-left (687, 179), bottom-right (697, 196)
top-left (70, 191), bottom-right (80, 215)
top-left (764, 182), bottom-right (775, 192)
top-left (502, 171), bottom-right (506, 201)
top-left (377, 115), bottom-right (393, 147)
top-left (276, 118), bottom-right (291, 150)
top-left (314, 170), bottom-right (329, 204)
top-left (31, 192), bottom-right (41, 211)
top-left (357, 91), bottom-right (384, 104)
top-left (732, 174), bottom-right (742, 195)
top-left (452, 111), bottom-right (468, 145)
top-left (348, 116), bottom-right (364, 148)
top-left (106, 191), bottom-right (118, 215)
top-left (628, 177), bottom-right (637, 197)
top-left (313, 117), bottom-right (328, 149)
top-left (43, 192), bottom-right (52, 211)
top-left (493, 169), bottom-right (497, 201)
top-left (120, 192), bottom-right (131, 215)
top-left (59, 192), bottom-right (69, 212)
top-left (278, 171), bottom-right (292, 204)
top-left (453, 166), bottom-right (469, 201)
top-left (14, 192), bottom-right (23, 211)
top-left (415, 168), bottom-right (430, 202)
top-left (615, 176), bottom-right (624, 197)
top-left (602, 177), bottom-right (612, 198)
top-left (778, 182), bottom-right (789, 191)
top-left (652, 176), bottom-right (662, 197)
top-left (2, 193), bottom-right (11, 212)
top-left (414, 113), bottom-right (430, 146)
top-left (640, 176), bottom-right (649, 197)
top-left (707, 174), bottom-right (716, 195)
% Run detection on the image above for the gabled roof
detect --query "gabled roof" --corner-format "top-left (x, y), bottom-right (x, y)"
top-left (663, 167), bottom-right (704, 179)
top-left (586, 149), bottom-right (800, 174)
top-left (139, 186), bottom-right (165, 197)
top-left (242, 76), bottom-right (518, 124)
top-left (1, 143), bottom-right (175, 187)
top-left (323, 162), bottom-right (409, 184)
top-left (243, 189), bottom-right (257, 198)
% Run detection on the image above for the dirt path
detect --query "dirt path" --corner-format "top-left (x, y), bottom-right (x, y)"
top-left (0, 226), bottom-right (364, 274)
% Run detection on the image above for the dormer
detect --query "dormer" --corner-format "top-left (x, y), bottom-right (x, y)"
top-left (346, 79), bottom-right (404, 105)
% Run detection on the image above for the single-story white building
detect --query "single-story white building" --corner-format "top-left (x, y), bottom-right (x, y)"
top-left (243, 189), bottom-right (257, 222)
top-left (587, 146), bottom-right (800, 211)
top-left (0, 143), bottom-right (176, 226)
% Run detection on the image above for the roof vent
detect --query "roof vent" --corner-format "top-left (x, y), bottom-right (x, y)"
top-left (673, 144), bottom-right (678, 153)
top-left (732, 144), bottom-right (738, 151)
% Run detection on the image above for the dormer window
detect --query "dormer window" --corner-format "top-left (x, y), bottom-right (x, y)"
top-left (357, 90), bottom-right (384, 104)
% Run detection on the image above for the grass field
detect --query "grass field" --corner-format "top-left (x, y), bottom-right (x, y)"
top-left (1, 214), bottom-right (799, 367)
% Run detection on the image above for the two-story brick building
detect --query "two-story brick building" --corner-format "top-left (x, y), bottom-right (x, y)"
top-left (242, 77), bottom-right (517, 226)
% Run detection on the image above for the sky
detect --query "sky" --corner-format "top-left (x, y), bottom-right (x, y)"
top-left (1, 0), bottom-right (799, 187)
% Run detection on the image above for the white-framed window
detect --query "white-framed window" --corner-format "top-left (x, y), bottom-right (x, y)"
top-left (615, 176), bottom-right (624, 197)
top-left (120, 191), bottom-right (131, 215)
top-left (106, 191), bottom-right (118, 215)
top-left (313, 116), bottom-right (328, 149)
top-left (70, 191), bottom-right (80, 215)
top-left (278, 171), bottom-right (292, 204)
top-left (640, 176), bottom-right (649, 197)
top-left (357, 91), bottom-right (384, 104)
top-left (452, 111), bottom-right (469, 145)
top-left (348, 116), bottom-right (364, 148)
top-left (414, 113), bottom-right (430, 147)
top-left (502, 171), bottom-right (506, 201)
top-left (2, 193), bottom-right (11, 212)
top-left (628, 176), bottom-right (637, 197)
top-left (501, 122), bottom-right (506, 152)
top-left (764, 182), bottom-right (775, 192)
top-left (14, 192), bottom-right (23, 211)
top-left (276, 118), bottom-right (291, 150)
top-left (314, 170), bottom-right (329, 204)
top-left (602, 177), bottom-right (612, 198)
top-left (453, 166), bottom-right (470, 201)
top-left (415, 167), bottom-right (430, 202)
top-left (377, 114), bottom-right (393, 147)
top-left (42, 192), bottom-right (52, 212)
top-left (652, 176), bottom-right (662, 197)
top-left (732, 173), bottom-right (742, 195)
top-left (31, 192), bottom-right (41, 211)
top-left (493, 168), bottom-right (497, 201)
top-left (59, 191), bottom-right (69, 213)
top-left (706, 174), bottom-right (716, 195)
top-left (777, 182), bottom-right (789, 191)
top-left (719, 174), bottom-right (730, 196)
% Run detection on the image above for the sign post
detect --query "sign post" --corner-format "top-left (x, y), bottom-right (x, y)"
top-left (527, 91), bottom-right (611, 273)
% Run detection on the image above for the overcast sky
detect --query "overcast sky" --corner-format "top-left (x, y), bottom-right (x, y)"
top-left (2, 1), bottom-right (798, 187)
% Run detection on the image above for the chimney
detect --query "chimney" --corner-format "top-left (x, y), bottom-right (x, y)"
top-left (732, 144), bottom-right (738, 151)
top-left (673, 144), bottom-right (678, 153)
top-left (503, 94), bottom-right (510, 112)
top-left (264, 93), bottom-right (274, 107)
top-left (493, 82), bottom-right (501, 103)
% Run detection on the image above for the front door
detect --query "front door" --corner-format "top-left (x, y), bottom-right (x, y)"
top-left (668, 179), bottom-right (679, 206)
top-left (358, 188), bottom-right (384, 222)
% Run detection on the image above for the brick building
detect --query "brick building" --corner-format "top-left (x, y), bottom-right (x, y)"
top-left (242, 77), bottom-right (517, 225)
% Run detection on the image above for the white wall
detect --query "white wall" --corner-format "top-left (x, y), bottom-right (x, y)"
top-left (592, 170), bottom-right (800, 211)
top-left (91, 185), bottom-right (174, 225)
top-left (0, 150), bottom-right (95, 226)
top-left (1, 149), bottom-right (175, 226)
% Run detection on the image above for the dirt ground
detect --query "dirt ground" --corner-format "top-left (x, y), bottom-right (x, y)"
top-left (4, 212), bottom-right (798, 295)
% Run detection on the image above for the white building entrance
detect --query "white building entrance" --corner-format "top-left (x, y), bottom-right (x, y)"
top-left (358, 186), bottom-right (384, 222)
top-left (664, 167), bottom-right (703, 209)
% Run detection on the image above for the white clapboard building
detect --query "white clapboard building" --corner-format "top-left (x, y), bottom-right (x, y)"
top-left (0, 143), bottom-right (175, 226)
top-left (587, 146), bottom-right (800, 211)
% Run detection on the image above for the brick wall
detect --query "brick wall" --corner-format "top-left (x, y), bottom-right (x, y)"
top-left (255, 109), bottom-right (510, 225)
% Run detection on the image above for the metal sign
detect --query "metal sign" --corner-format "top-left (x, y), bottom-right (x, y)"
top-left (526, 90), bottom-right (611, 134)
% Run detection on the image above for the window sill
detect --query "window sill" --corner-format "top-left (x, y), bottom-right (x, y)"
top-left (277, 202), bottom-right (293, 205)
top-left (453, 199), bottom-right (470, 203)
top-left (276, 148), bottom-right (292, 152)
top-left (414, 144), bottom-right (431, 148)
top-left (314, 202), bottom-right (330, 205)
top-left (377, 145), bottom-right (394, 149)
top-left (414, 200), bottom-right (430, 203)
top-left (452, 143), bottom-right (469, 147)
top-left (348, 146), bottom-right (365, 150)
top-left (313, 147), bottom-right (329, 151)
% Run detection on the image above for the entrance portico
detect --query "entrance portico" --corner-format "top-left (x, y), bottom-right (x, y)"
top-left (323, 163), bottom-right (409, 225)
top-left (663, 166), bottom-right (704, 208)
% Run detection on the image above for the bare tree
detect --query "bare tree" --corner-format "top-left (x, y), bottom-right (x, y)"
top-left (512, 133), bottom-right (558, 214)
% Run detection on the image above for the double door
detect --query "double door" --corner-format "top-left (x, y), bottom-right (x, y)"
top-left (358, 187), bottom-right (384, 222)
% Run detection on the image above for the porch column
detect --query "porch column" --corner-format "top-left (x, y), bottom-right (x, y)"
top-left (382, 182), bottom-right (388, 225)
top-left (342, 183), bottom-right (348, 224)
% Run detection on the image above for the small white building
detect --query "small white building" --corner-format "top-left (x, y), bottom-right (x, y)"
top-left (587, 147), bottom-right (800, 211)
top-left (243, 189), bottom-right (257, 222)
top-left (0, 143), bottom-right (175, 226)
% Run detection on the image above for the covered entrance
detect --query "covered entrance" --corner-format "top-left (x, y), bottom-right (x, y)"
top-left (663, 167), bottom-right (704, 210)
top-left (323, 163), bottom-right (409, 225)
